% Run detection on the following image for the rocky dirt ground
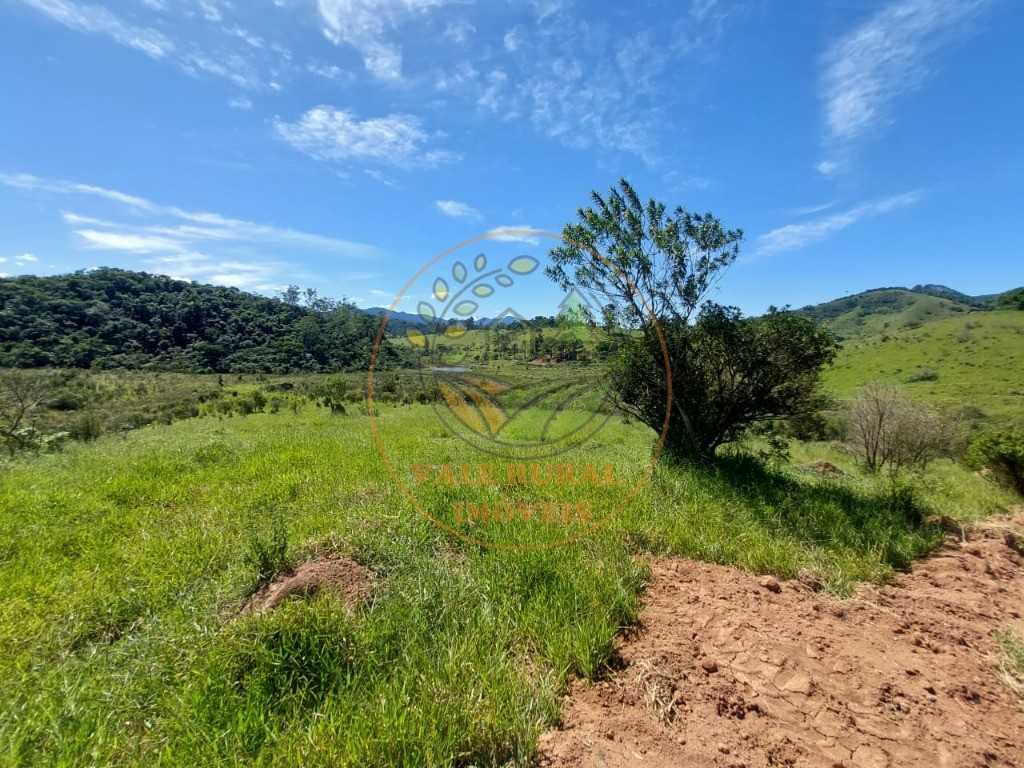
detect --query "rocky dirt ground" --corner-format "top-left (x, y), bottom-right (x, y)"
top-left (536, 511), bottom-right (1024, 768)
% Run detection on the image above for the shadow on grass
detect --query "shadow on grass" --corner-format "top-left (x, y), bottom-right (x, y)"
top-left (702, 453), bottom-right (942, 571)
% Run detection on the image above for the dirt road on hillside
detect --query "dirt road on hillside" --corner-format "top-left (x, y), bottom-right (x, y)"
top-left (537, 511), bottom-right (1024, 768)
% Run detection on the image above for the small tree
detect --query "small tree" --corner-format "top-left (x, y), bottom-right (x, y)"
top-left (609, 305), bottom-right (837, 460)
top-left (968, 427), bottom-right (1024, 496)
top-left (321, 375), bottom-right (350, 414)
top-left (547, 179), bottom-right (838, 462)
top-left (846, 382), bottom-right (958, 472)
top-left (0, 371), bottom-right (51, 455)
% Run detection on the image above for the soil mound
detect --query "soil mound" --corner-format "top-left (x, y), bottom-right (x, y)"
top-left (242, 557), bottom-right (372, 613)
top-left (537, 511), bottom-right (1024, 768)
top-left (803, 460), bottom-right (844, 477)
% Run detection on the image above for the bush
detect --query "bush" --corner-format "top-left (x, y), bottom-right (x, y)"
top-left (243, 514), bottom-right (291, 586)
top-left (905, 367), bottom-right (938, 383)
top-left (846, 382), bottom-right (960, 472)
top-left (321, 375), bottom-right (350, 413)
top-left (782, 410), bottom-right (845, 442)
top-left (70, 413), bottom-right (103, 442)
top-left (967, 427), bottom-right (1024, 496)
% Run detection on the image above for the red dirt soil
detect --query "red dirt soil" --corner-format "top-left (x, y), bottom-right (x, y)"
top-left (537, 511), bottom-right (1024, 768)
top-left (242, 557), bottom-right (372, 613)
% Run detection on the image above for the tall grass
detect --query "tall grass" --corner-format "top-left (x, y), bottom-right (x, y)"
top-left (0, 402), bottom-right (1016, 766)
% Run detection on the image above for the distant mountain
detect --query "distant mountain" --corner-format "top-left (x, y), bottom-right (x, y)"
top-left (362, 307), bottom-right (425, 325)
top-left (362, 307), bottom-right (532, 328)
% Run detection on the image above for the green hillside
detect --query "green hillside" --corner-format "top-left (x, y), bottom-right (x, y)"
top-left (824, 310), bottom-right (1024, 422)
top-left (794, 288), bottom-right (978, 341)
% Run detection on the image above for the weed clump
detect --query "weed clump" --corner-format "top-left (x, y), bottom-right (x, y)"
top-left (243, 513), bottom-right (291, 587)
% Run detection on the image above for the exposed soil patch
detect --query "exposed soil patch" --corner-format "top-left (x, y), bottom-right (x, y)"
top-left (242, 557), bottom-right (372, 613)
top-left (537, 511), bottom-right (1024, 768)
top-left (802, 461), bottom-right (845, 478)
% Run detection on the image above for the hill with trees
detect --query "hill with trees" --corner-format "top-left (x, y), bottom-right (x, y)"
top-left (0, 268), bottom-right (397, 373)
top-left (793, 284), bottom-right (1022, 341)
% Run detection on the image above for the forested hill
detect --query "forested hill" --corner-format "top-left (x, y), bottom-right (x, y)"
top-left (793, 285), bottom-right (1023, 341)
top-left (0, 268), bottom-right (397, 373)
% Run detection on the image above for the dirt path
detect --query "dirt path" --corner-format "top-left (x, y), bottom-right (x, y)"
top-left (537, 512), bottom-right (1024, 768)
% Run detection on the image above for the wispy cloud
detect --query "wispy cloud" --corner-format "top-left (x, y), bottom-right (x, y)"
top-left (486, 225), bottom-right (541, 245)
top-left (756, 191), bottom-right (921, 256)
top-left (460, 1), bottom-right (733, 166)
top-left (820, 0), bottom-right (994, 170)
top-left (16, 0), bottom-right (174, 58)
top-left (791, 201), bottom-right (836, 217)
top-left (14, 0), bottom-right (292, 90)
top-left (274, 107), bottom-right (457, 170)
top-left (316, 0), bottom-right (455, 81)
top-left (0, 172), bottom-right (382, 289)
top-left (436, 200), bottom-right (480, 220)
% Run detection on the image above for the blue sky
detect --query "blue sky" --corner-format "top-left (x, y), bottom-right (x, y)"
top-left (1, 0), bottom-right (1021, 317)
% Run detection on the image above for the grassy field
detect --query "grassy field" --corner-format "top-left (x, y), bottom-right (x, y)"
top-left (1, 391), bottom-right (1018, 766)
top-left (824, 310), bottom-right (1024, 423)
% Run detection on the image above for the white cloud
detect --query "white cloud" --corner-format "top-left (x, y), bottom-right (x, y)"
top-left (0, 173), bottom-right (381, 257)
top-left (528, 0), bottom-right (569, 23)
top-left (364, 169), bottom-right (398, 187)
top-left (462, 7), bottom-right (735, 166)
top-left (274, 107), bottom-right (457, 169)
top-left (436, 199), bottom-right (480, 219)
top-left (443, 19), bottom-right (474, 44)
top-left (15, 0), bottom-right (281, 90)
top-left (820, 0), bottom-right (993, 162)
top-left (816, 160), bottom-right (840, 176)
top-left (315, 0), bottom-right (454, 81)
top-left (228, 95), bottom-right (253, 110)
top-left (181, 51), bottom-right (260, 89)
top-left (197, 0), bottom-right (224, 23)
top-left (15, 253), bottom-right (39, 264)
top-left (307, 61), bottom-right (351, 81)
top-left (486, 226), bottom-right (540, 245)
top-left (17, 0), bottom-right (174, 58)
top-left (0, 171), bottom-right (383, 289)
top-left (224, 25), bottom-right (264, 49)
top-left (503, 28), bottom-right (520, 52)
top-left (791, 201), bottom-right (836, 217)
top-left (756, 191), bottom-right (921, 256)
top-left (74, 231), bottom-right (182, 252)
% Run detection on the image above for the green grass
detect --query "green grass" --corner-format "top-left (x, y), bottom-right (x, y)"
top-left (996, 632), bottom-right (1024, 704)
top-left (1, 396), bottom-right (1017, 767)
top-left (824, 310), bottom-right (1024, 423)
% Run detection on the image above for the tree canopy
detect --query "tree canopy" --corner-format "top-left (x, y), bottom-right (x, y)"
top-left (547, 179), bottom-right (838, 462)
top-left (0, 268), bottom-right (397, 373)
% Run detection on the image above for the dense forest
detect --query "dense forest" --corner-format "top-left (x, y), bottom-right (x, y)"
top-left (0, 268), bottom-right (398, 373)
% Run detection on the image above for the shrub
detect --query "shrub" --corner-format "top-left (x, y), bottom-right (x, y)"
top-left (967, 427), bottom-right (1024, 496)
top-left (846, 382), bottom-right (960, 472)
top-left (782, 410), bottom-right (845, 442)
top-left (321, 375), bottom-right (350, 413)
top-left (243, 514), bottom-right (291, 586)
top-left (905, 367), bottom-right (938, 383)
top-left (70, 413), bottom-right (103, 442)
